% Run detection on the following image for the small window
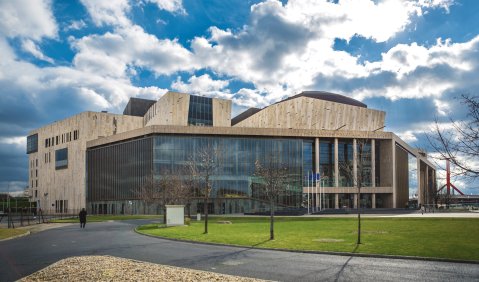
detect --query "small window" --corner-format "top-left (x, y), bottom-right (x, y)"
top-left (35, 180), bottom-right (38, 187)
top-left (35, 169), bottom-right (38, 177)
top-left (35, 190), bottom-right (38, 198)
top-left (55, 148), bottom-right (68, 169)
top-left (56, 136), bottom-right (59, 145)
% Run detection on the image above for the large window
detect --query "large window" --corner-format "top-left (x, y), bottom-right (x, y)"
top-left (302, 140), bottom-right (314, 186)
top-left (55, 148), bottom-right (68, 169)
top-left (319, 140), bottom-right (334, 187)
top-left (358, 141), bottom-right (372, 187)
top-left (27, 134), bottom-right (38, 154)
top-left (338, 139), bottom-right (354, 186)
top-left (87, 135), bottom-right (304, 212)
top-left (188, 95), bottom-right (213, 126)
top-left (408, 154), bottom-right (418, 199)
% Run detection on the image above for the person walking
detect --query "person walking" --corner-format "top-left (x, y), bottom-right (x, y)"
top-left (79, 208), bottom-right (87, 228)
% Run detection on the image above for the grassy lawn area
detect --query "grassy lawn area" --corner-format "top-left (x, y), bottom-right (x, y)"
top-left (0, 228), bottom-right (29, 240)
top-left (137, 217), bottom-right (479, 261)
top-left (51, 215), bottom-right (162, 223)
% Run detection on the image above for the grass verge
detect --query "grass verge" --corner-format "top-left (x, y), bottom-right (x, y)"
top-left (51, 215), bottom-right (162, 223)
top-left (0, 228), bottom-right (29, 240)
top-left (136, 217), bottom-right (479, 261)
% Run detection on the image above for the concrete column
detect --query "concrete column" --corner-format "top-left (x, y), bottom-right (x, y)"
top-left (353, 138), bottom-right (357, 188)
top-left (424, 164), bottom-right (429, 205)
top-left (353, 193), bottom-right (358, 209)
top-left (392, 140), bottom-right (397, 208)
top-left (334, 138), bottom-right (339, 187)
top-left (371, 139), bottom-right (376, 188)
top-left (335, 193), bottom-right (339, 209)
top-left (372, 193), bottom-right (376, 208)
top-left (417, 158), bottom-right (422, 205)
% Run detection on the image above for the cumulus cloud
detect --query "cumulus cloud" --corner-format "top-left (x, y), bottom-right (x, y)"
top-left (71, 25), bottom-right (198, 78)
top-left (80, 0), bottom-right (131, 27)
top-left (188, 0), bottom-right (455, 107)
top-left (21, 39), bottom-right (54, 63)
top-left (146, 0), bottom-right (187, 15)
top-left (0, 0), bottom-right (57, 40)
top-left (171, 74), bottom-right (229, 93)
top-left (64, 20), bottom-right (87, 31)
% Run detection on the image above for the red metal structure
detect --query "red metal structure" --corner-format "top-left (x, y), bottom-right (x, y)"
top-left (438, 159), bottom-right (464, 195)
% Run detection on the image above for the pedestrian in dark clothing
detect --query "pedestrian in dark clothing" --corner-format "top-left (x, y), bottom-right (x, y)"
top-left (79, 208), bottom-right (87, 228)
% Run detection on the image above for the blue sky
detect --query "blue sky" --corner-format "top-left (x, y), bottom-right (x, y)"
top-left (1, 0), bottom-right (478, 194)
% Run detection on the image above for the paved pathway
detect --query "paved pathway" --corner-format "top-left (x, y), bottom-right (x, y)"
top-left (0, 219), bottom-right (478, 282)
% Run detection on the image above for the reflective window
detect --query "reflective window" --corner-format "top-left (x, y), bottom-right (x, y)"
top-left (338, 139), bottom-right (354, 186)
top-left (27, 134), bottom-right (38, 154)
top-left (55, 148), bottom-right (68, 169)
top-left (319, 140), bottom-right (334, 187)
top-left (408, 154), bottom-right (418, 199)
top-left (188, 95), bottom-right (213, 126)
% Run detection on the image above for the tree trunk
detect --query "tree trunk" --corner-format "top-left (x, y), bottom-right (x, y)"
top-left (163, 208), bottom-right (167, 224)
top-left (270, 200), bottom-right (274, 240)
top-left (204, 195), bottom-right (208, 234)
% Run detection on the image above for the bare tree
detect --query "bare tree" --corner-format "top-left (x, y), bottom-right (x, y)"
top-left (339, 139), bottom-right (371, 245)
top-left (427, 95), bottom-right (479, 179)
top-left (253, 156), bottom-right (289, 240)
top-left (186, 142), bottom-right (224, 234)
top-left (179, 167), bottom-right (195, 218)
top-left (136, 169), bottom-right (192, 221)
top-left (135, 173), bottom-right (160, 214)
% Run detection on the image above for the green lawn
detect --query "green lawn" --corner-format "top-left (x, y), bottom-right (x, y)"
top-left (137, 217), bottom-right (479, 261)
top-left (51, 214), bottom-right (162, 223)
top-left (0, 228), bottom-right (29, 240)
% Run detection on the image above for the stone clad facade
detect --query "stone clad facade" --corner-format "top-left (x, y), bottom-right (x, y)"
top-left (27, 91), bottom-right (436, 214)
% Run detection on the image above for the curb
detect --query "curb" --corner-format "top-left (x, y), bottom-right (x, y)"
top-left (134, 227), bottom-right (479, 265)
top-left (0, 231), bottom-right (30, 242)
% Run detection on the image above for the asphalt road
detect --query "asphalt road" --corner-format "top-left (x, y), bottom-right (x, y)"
top-left (0, 220), bottom-right (478, 282)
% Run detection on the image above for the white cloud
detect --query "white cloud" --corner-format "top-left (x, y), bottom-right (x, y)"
top-left (80, 0), bottom-right (131, 27)
top-left (71, 25), bottom-right (197, 78)
top-left (64, 20), bottom-right (87, 31)
top-left (21, 39), bottom-right (54, 64)
top-left (171, 74), bottom-right (229, 93)
top-left (188, 0), bottom-right (455, 106)
top-left (0, 181), bottom-right (28, 193)
top-left (146, 0), bottom-right (187, 15)
top-left (0, 0), bottom-right (57, 40)
top-left (0, 136), bottom-right (26, 146)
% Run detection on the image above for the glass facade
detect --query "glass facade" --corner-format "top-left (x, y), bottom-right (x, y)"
top-left (55, 148), bottom-right (68, 169)
top-left (87, 138), bottom-right (153, 202)
top-left (27, 134), bottom-right (38, 154)
top-left (88, 135), bottom-right (304, 213)
top-left (188, 95), bottom-right (213, 126)
top-left (338, 139), bottom-right (354, 186)
top-left (319, 140), bottom-right (334, 187)
top-left (86, 135), bottom-right (391, 213)
top-left (302, 140), bottom-right (314, 186)
top-left (358, 141), bottom-right (372, 187)
top-left (408, 154), bottom-right (418, 199)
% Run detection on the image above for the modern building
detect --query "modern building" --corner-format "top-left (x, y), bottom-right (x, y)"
top-left (26, 91), bottom-right (436, 214)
